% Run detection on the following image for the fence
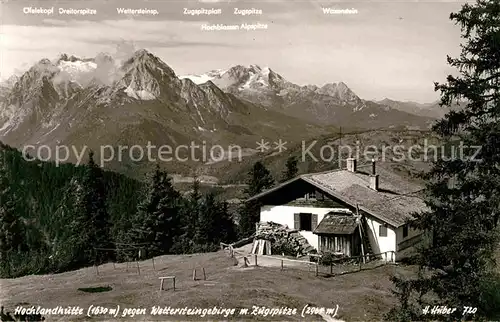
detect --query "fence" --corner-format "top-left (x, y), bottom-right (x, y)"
top-left (221, 242), bottom-right (395, 277)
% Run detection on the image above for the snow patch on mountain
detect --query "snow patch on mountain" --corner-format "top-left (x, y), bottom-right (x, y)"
top-left (124, 85), bottom-right (156, 100)
top-left (179, 69), bottom-right (228, 85)
top-left (180, 65), bottom-right (273, 90)
top-left (58, 60), bottom-right (97, 77)
top-left (41, 123), bottom-right (60, 137)
top-left (194, 104), bottom-right (206, 124)
top-left (180, 74), bottom-right (213, 85)
top-left (240, 65), bottom-right (270, 90)
top-left (0, 104), bottom-right (27, 134)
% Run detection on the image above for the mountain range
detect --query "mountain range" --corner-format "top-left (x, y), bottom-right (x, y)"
top-left (375, 98), bottom-right (458, 119)
top-left (0, 49), bottom-right (440, 176)
top-left (179, 65), bottom-right (438, 129)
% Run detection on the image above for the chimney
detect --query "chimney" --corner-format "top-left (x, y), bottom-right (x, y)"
top-left (370, 159), bottom-right (379, 190)
top-left (346, 158), bottom-right (357, 172)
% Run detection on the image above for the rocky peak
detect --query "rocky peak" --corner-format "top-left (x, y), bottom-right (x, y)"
top-left (115, 49), bottom-right (180, 101)
top-left (57, 54), bottom-right (82, 63)
top-left (38, 58), bottom-right (52, 65)
top-left (1, 75), bottom-right (19, 89)
top-left (120, 49), bottom-right (176, 78)
top-left (133, 48), bottom-right (150, 58)
top-left (316, 82), bottom-right (361, 103)
top-left (12, 59), bottom-right (59, 96)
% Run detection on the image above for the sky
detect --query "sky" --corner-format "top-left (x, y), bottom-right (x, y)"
top-left (0, 0), bottom-right (468, 103)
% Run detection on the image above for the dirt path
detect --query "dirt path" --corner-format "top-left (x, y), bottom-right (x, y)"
top-left (232, 244), bottom-right (345, 322)
top-left (233, 245), bottom-right (313, 269)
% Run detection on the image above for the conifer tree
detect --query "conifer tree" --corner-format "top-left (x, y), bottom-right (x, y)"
top-left (53, 177), bottom-right (89, 269)
top-left (239, 162), bottom-right (274, 237)
top-left (76, 151), bottom-right (112, 265)
top-left (0, 151), bottom-right (25, 277)
top-left (281, 156), bottom-right (299, 182)
top-left (244, 162), bottom-right (275, 196)
top-left (195, 192), bottom-right (218, 246)
top-left (0, 144), bottom-right (142, 275)
top-left (185, 179), bottom-right (201, 240)
top-left (216, 200), bottom-right (238, 244)
top-left (173, 179), bottom-right (202, 253)
top-left (389, 0), bottom-right (500, 319)
top-left (195, 192), bottom-right (237, 247)
top-left (133, 164), bottom-right (181, 256)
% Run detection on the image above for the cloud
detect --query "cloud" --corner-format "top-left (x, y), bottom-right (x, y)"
top-left (42, 19), bottom-right (69, 26)
top-left (0, 2), bottom-right (463, 102)
top-left (1, 19), bottom-right (225, 51)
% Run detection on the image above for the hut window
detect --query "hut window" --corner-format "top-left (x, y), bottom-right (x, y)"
top-left (379, 224), bottom-right (387, 237)
top-left (294, 213), bottom-right (314, 231)
top-left (403, 225), bottom-right (408, 238)
top-left (300, 213), bottom-right (312, 230)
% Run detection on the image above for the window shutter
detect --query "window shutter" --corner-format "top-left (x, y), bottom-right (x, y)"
top-left (379, 225), bottom-right (387, 237)
top-left (294, 213), bottom-right (300, 230)
top-left (311, 214), bottom-right (318, 229)
top-left (403, 225), bottom-right (408, 238)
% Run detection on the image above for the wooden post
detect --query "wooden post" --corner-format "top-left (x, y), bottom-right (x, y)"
top-left (315, 263), bottom-right (319, 276)
top-left (202, 267), bottom-right (206, 280)
top-left (136, 261), bottom-right (140, 275)
top-left (391, 251), bottom-right (394, 262)
top-left (356, 204), bottom-right (366, 264)
top-left (359, 257), bottom-right (362, 271)
top-left (254, 254), bottom-right (258, 266)
top-left (330, 264), bottom-right (333, 275)
top-left (192, 268), bottom-right (196, 280)
top-left (281, 259), bottom-right (283, 270)
top-left (159, 278), bottom-right (164, 291)
top-left (173, 277), bottom-right (176, 291)
top-left (152, 257), bottom-right (156, 270)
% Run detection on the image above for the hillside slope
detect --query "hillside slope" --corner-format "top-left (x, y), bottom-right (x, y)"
top-left (0, 251), bottom-right (414, 321)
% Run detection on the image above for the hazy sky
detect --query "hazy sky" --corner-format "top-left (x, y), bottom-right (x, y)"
top-left (1, 0), bottom-right (468, 103)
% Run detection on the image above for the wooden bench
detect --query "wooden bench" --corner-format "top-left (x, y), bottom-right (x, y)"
top-left (159, 276), bottom-right (175, 291)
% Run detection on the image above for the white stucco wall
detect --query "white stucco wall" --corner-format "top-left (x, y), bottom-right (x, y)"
top-left (364, 216), bottom-right (397, 262)
top-left (395, 224), bottom-right (420, 243)
top-left (395, 224), bottom-right (422, 261)
top-left (260, 205), bottom-right (347, 250)
top-left (259, 205), bottom-right (418, 262)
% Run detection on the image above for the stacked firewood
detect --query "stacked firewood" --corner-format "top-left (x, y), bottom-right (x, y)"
top-left (255, 222), bottom-right (316, 256)
top-left (255, 222), bottom-right (294, 239)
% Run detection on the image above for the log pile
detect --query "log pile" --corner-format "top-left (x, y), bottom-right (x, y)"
top-left (253, 222), bottom-right (316, 256)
